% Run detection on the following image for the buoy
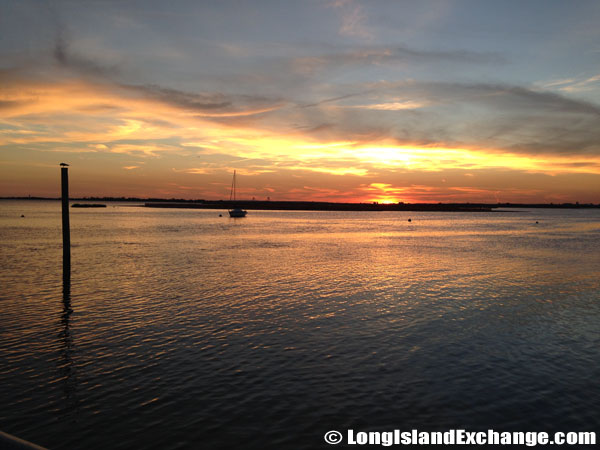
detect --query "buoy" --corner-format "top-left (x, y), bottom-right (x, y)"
top-left (535, 221), bottom-right (539, 224)
top-left (408, 218), bottom-right (412, 222)
top-left (219, 214), bottom-right (222, 217)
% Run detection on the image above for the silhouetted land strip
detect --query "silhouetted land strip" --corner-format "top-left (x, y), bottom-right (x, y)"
top-left (72, 203), bottom-right (107, 208)
top-left (144, 200), bottom-right (496, 212)
top-left (2, 197), bottom-right (598, 210)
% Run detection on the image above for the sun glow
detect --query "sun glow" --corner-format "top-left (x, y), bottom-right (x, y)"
top-left (372, 197), bottom-right (400, 204)
top-left (362, 183), bottom-right (408, 204)
top-left (1, 77), bottom-right (600, 201)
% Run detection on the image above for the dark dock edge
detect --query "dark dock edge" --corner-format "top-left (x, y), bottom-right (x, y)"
top-left (0, 431), bottom-right (48, 450)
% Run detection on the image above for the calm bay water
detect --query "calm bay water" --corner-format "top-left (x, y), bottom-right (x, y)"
top-left (1, 200), bottom-right (599, 449)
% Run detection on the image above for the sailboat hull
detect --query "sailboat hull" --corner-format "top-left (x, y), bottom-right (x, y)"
top-left (229, 209), bottom-right (247, 217)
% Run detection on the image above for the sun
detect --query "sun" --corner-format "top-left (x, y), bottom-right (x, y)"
top-left (371, 196), bottom-right (400, 204)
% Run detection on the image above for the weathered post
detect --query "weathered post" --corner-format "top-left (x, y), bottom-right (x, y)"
top-left (60, 163), bottom-right (70, 282)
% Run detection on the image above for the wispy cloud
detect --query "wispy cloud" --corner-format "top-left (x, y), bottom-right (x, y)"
top-left (288, 45), bottom-right (504, 76)
top-left (541, 74), bottom-right (600, 93)
top-left (330, 0), bottom-right (373, 40)
top-left (346, 100), bottom-right (428, 110)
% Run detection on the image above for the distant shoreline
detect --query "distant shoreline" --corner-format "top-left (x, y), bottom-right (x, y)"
top-left (1, 197), bottom-right (598, 211)
top-left (145, 200), bottom-right (495, 212)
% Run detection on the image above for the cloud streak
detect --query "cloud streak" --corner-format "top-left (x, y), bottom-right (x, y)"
top-left (331, 0), bottom-right (373, 40)
top-left (288, 45), bottom-right (504, 76)
top-left (119, 84), bottom-right (285, 118)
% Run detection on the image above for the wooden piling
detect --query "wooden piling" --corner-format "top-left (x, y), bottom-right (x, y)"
top-left (61, 165), bottom-right (70, 282)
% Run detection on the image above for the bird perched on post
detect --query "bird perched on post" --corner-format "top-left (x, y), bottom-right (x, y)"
top-left (60, 162), bottom-right (69, 166)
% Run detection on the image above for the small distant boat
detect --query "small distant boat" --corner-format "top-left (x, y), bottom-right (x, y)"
top-left (228, 170), bottom-right (247, 218)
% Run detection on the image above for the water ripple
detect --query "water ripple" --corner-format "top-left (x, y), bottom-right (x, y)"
top-left (1, 203), bottom-right (599, 449)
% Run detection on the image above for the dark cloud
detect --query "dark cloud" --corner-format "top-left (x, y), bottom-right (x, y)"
top-left (122, 84), bottom-right (231, 110)
top-left (53, 31), bottom-right (120, 77)
top-left (0, 100), bottom-right (28, 110)
top-left (424, 82), bottom-right (600, 116)
top-left (358, 80), bottom-right (600, 115)
top-left (117, 83), bottom-right (284, 118)
top-left (76, 103), bottom-right (123, 112)
top-left (435, 84), bottom-right (600, 156)
top-left (280, 79), bottom-right (600, 157)
top-left (559, 161), bottom-right (600, 168)
top-left (292, 123), bottom-right (335, 133)
top-left (300, 92), bottom-right (364, 108)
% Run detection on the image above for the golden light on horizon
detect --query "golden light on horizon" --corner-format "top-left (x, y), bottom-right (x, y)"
top-left (372, 198), bottom-right (400, 204)
top-left (363, 183), bottom-right (407, 204)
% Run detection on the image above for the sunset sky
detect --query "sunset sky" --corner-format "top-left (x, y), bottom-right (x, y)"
top-left (1, 0), bottom-right (600, 203)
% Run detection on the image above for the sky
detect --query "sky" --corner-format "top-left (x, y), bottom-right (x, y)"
top-left (1, 0), bottom-right (600, 203)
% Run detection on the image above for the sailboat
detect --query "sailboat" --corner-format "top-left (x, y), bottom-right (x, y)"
top-left (228, 170), bottom-right (247, 217)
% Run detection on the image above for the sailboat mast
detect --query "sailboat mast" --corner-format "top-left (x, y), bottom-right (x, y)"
top-left (227, 170), bottom-right (247, 217)
top-left (230, 170), bottom-right (236, 202)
